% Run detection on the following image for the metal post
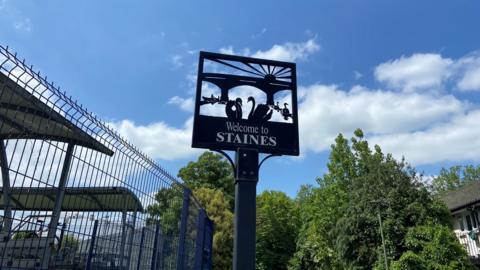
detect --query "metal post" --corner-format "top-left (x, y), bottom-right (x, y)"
top-left (233, 148), bottom-right (258, 270)
top-left (378, 211), bottom-right (388, 270)
top-left (136, 227), bottom-right (145, 270)
top-left (150, 223), bottom-right (160, 270)
top-left (43, 143), bottom-right (75, 268)
top-left (0, 140), bottom-right (12, 238)
top-left (176, 188), bottom-right (191, 270)
top-left (58, 221), bottom-right (67, 255)
top-left (205, 217), bottom-right (214, 270)
top-left (157, 223), bottom-right (164, 270)
top-left (194, 209), bottom-right (206, 269)
top-left (120, 194), bottom-right (127, 268)
top-left (126, 210), bottom-right (137, 270)
top-left (86, 219), bottom-right (99, 270)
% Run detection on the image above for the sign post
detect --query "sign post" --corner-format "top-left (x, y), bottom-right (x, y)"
top-left (192, 52), bottom-right (299, 270)
top-left (233, 148), bottom-right (258, 270)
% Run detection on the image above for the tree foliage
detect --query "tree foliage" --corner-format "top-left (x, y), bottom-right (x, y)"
top-left (431, 165), bottom-right (480, 194)
top-left (391, 225), bottom-right (472, 270)
top-left (193, 187), bottom-right (233, 270)
top-left (256, 190), bottom-right (299, 270)
top-left (146, 184), bottom-right (183, 234)
top-left (290, 129), bottom-right (474, 270)
top-left (178, 151), bottom-right (235, 208)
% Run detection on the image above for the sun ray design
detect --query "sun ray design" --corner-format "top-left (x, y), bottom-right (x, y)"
top-left (206, 56), bottom-right (293, 83)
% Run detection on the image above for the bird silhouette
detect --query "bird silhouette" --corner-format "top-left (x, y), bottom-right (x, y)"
top-left (247, 96), bottom-right (273, 122)
top-left (281, 103), bottom-right (292, 120)
top-left (225, 98), bottom-right (243, 120)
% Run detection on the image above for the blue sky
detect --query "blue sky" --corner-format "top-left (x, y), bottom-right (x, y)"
top-left (2, 0), bottom-right (480, 197)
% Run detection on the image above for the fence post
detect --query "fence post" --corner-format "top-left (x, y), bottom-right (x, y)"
top-left (194, 209), bottom-right (206, 269)
top-left (0, 140), bottom-right (12, 239)
top-left (58, 221), bottom-right (67, 254)
top-left (126, 210), bottom-right (137, 270)
top-left (150, 223), bottom-right (161, 270)
top-left (205, 217), bottom-right (214, 270)
top-left (136, 227), bottom-right (146, 270)
top-left (86, 219), bottom-right (99, 270)
top-left (176, 188), bottom-right (191, 270)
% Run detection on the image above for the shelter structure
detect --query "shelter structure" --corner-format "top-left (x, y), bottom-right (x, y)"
top-left (0, 45), bottom-right (213, 269)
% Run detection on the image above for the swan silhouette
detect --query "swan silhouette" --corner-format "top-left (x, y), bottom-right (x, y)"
top-left (225, 98), bottom-right (243, 119)
top-left (247, 96), bottom-right (273, 122)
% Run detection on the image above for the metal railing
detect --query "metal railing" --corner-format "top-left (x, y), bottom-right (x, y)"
top-left (0, 45), bottom-right (213, 269)
top-left (455, 229), bottom-right (480, 258)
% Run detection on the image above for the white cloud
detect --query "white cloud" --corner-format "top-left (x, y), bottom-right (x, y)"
top-left (13, 17), bottom-right (32, 32)
top-left (109, 118), bottom-right (200, 161)
top-left (138, 46), bottom-right (480, 166)
top-left (375, 53), bottom-right (453, 92)
top-left (219, 38), bottom-right (319, 62)
top-left (170, 55), bottom-right (183, 69)
top-left (219, 46), bottom-right (234, 55)
top-left (455, 53), bottom-right (480, 91)
top-left (299, 84), bottom-right (465, 153)
top-left (354, 70), bottom-right (363, 80)
top-left (458, 67), bottom-right (480, 91)
top-left (374, 52), bottom-right (480, 93)
top-left (251, 39), bottom-right (319, 62)
top-left (168, 96), bottom-right (194, 112)
top-left (251, 28), bottom-right (267, 39)
top-left (219, 46), bottom-right (251, 56)
top-left (370, 110), bottom-right (480, 165)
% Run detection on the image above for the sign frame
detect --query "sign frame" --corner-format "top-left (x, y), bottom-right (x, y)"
top-left (191, 51), bottom-right (299, 156)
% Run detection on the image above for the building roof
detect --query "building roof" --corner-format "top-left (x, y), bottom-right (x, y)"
top-left (440, 181), bottom-right (480, 212)
top-left (0, 186), bottom-right (143, 212)
top-left (0, 72), bottom-right (113, 156)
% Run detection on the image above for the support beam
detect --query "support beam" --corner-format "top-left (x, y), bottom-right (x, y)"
top-left (42, 143), bottom-right (74, 269)
top-left (86, 219), bottom-right (99, 270)
top-left (150, 222), bottom-right (161, 270)
top-left (136, 227), bottom-right (146, 270)
top-left (0, 140), bottom-right (12, 239)
top-left (126, 210), bottom-right (137, 270)
top-left (120, 193), bottom-right (127, 268)
top-left (233, 148), bottom-right (258, 270)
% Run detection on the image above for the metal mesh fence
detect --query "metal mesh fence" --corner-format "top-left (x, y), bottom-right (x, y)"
top-left (0, 45), bottom-right (213, 270)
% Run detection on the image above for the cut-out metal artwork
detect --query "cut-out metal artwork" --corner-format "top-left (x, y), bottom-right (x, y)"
top-left (192, 51), bottom-right (299, 156)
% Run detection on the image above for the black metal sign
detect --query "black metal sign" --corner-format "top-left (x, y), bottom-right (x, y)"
top-left (192, 51), bottom-right (299, 156)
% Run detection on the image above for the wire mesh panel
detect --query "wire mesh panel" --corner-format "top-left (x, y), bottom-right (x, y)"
top-left (0, 45), bottom-right (212, 270)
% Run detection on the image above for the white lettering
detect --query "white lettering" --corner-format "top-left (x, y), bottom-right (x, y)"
top-left (216, 132), bottom-right (225, 142)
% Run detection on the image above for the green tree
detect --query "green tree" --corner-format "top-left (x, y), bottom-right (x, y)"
top-left (178, 151), bottom-right (235, 207)
top-left (289, 184), bottom-right (346, 270)
top-left (193, 187), bottom-right (233, 270)
top-left (291, 129), bottom-right (474, 270)
top-left (391, 225), bottom-right (473, 270)
top-left (146, 184), bottom-right (184, 234)
top-left (432, 165), bottom-right (480, 194)
top-left (256, 191), bottom-right (299, 270)
top-left (60, 234), bottom-right (80, 255)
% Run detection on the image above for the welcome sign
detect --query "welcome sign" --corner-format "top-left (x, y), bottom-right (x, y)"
top-left (192, 52), bottom-right (299, 156)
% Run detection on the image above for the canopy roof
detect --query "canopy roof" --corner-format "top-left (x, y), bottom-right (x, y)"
top-left (0, 186), bottom-right (143, 212)
top-left (440, 181), bottom-right (480, 212)
top-left (0, 72), bottom-right (113, 156)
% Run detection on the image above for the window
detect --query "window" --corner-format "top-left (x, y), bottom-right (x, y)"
top-left (472, 212), bottom-right (478, 229)
top-left (459, 217), bottom-right (465, 231)
top-left (467, 215), bottom-right (473, 231)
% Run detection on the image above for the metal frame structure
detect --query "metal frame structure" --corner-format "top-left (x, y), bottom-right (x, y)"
top-left (0, 45), bottom-right (213, 269)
